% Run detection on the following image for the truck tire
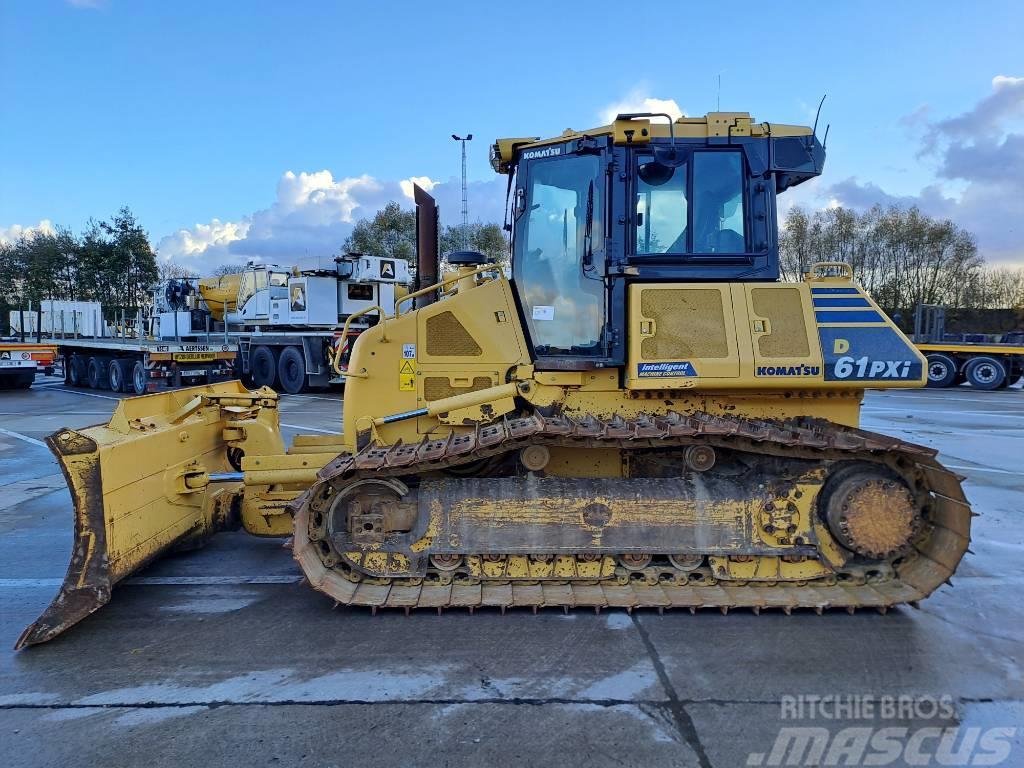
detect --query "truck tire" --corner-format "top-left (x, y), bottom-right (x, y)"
top-left (250, 345), bottom-right (278, 390)
top-left (925, 353), bottom-right (959, 388)
top-left (277, 346), bottom-right (306, 394)
top-left (87, 356), bottom-right (111, 389)
top-left (964, 356), bottom-right (1007, 391)
top-left (109, 358), bottom-right (133, 393)
top-left (131, 359), bottom-right (148, 395)
top-left (67, 355), bottom-right (86, 387)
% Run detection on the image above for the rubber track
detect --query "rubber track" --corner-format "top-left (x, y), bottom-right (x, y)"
top-left (290, 411), bottom-right (973, 614)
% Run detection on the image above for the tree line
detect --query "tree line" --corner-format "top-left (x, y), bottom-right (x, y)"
top-left (780, 205), bottom-right (1024, 313)
top-left (5, 199), bottom-right (1019, 335)
top-left (340, 201), bottom-right (509, 272)
top-left (0, 207), bottom-right (158, 327)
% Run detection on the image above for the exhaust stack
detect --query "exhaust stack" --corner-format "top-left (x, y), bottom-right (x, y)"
top-left (413, 184), bottom-right (439, 308)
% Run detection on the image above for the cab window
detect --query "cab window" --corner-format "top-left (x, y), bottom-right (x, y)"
top-left (636, 159), bottom-right (688, 254)
top-left (237, 270), bottom-right (256, 307)
top-left (267, 271), bottom-right (289, 298)
top-left (692, 152), bottom-right (747, 254)
top-left (633, 150), bottom-right (748, 254)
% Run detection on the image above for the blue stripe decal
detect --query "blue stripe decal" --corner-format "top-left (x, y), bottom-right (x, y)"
top-left (816, 310), bottom-right (884, 324)
top-left (810, 287), bottom-right (861, 295)
top-left (812, 297), bottom-right (872, 308)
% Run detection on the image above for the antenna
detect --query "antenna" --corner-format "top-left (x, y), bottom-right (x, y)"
top-left (812, 94), bottom-right (827, 139)
top-left (717, 74), bottom-right (721, 111)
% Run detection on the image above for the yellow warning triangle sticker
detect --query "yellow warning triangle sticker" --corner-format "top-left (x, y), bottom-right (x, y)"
top-left (399, 360), bottom-right (415, 374)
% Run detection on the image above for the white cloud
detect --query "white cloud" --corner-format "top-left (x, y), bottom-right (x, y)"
top-left (399, 176), bottom-right (437, 200)
top-left (157, 219), bottom-right (249, 263)
top-left (599, 90), bottom-right (685, 125)
top-left (66, 0), bottom-right (105, 8)
top-left (0, 219), bottom-right (56, 245)
top-left (156, 170), bottom-right (508, 268)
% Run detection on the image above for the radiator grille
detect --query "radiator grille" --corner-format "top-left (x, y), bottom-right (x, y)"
top-left (751, 288), bottom-right (810, 358)
top-left (423, 376), bottom-right (493, 402)
top-left (640, 289), bottom-right (729, 359)
top-left (425, 311), bottom-right (482, 357)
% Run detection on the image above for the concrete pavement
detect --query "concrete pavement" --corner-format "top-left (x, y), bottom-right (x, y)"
top-left (1, 380), bottom-right (1021, 767)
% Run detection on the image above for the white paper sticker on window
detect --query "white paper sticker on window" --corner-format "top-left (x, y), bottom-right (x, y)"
top-left (402, 343), bottom-right (416, 359)
top-left (532, 305), bottom-right (555, 321)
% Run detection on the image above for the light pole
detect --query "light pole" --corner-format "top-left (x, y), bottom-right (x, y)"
top-left (451, 133), bottom-right (472, 251)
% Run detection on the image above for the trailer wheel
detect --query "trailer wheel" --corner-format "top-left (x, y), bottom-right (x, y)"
top-left (925, 353), bottom-right (959, 388)
top-left (67, 355), bottom-right (86, 387)
top-left (964, 356), bottom-right (1007, 391)
top-left (108, 358), bottom-right (124, 392)
top-left (250, 345), bottom-right (279, 389)
top-left (277, 346), bottom-right (306, 394)
top-left (110, 358), bottom-right (134, 393)
top-left (131, 359), bottom-right (148, 395)
top-left (86, 356), bottom-right (111, 389)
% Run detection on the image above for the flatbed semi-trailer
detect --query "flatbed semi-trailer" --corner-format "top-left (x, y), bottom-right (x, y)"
top-left (57, 338), bottom-right (237, 394)
top-left (918, 342), bottom-right (1024, 390)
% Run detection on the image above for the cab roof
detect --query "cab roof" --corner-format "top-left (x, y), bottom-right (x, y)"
top-left (490, 112), bottom-right (813, 174)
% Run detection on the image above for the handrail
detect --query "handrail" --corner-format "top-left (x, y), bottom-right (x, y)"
top-left (805, 261), bottom-right (854, 281)
top-left (394, 264), bottom-right (499, 316)
top-left (331, 305), bottom-right (385, 376)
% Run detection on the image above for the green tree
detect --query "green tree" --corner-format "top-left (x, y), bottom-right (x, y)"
top-left (341, 201), bottom-right (417, 263)
top-left (0, 240), bottom-right (17, 333)
top-left (99, 206), bottom-right (159, 312)
top-left (440, 222), bottom-right (509, 269)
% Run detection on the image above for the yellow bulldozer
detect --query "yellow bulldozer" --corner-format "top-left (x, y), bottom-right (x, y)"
top-left (17, 110), bottom-right (972, 649)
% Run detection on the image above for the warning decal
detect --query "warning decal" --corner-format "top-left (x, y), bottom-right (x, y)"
top-left (399, 359), bottom-right (416, 391)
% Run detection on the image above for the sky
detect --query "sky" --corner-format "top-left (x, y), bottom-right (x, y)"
top-left (1, 1), bottom-right (1022, 267)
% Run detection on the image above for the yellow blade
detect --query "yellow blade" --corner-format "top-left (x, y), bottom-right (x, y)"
top-left (16, 382), bottom-right (249, 649)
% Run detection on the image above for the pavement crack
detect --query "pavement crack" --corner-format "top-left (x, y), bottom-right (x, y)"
top-left (1, 694), bottom-right (1019, 711)
top-left (632, 613), bottom-right (713, 768)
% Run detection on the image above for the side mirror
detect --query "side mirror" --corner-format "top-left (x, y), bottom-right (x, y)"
top-left (514, 188), bottom-right (527, 219)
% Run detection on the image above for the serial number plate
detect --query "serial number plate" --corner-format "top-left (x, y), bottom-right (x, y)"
top-left (173, 352), bottom-right (216, 362)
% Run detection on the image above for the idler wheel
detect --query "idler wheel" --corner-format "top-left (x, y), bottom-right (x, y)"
top-left (821, 465), bottom-right (921, 559)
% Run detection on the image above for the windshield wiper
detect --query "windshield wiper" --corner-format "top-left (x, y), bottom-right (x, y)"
top-left (583, 180), bottom-right (594, 269)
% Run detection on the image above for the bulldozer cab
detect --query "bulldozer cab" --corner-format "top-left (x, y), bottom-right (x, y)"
top-left (506, 113), bottom-right (825, 369)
